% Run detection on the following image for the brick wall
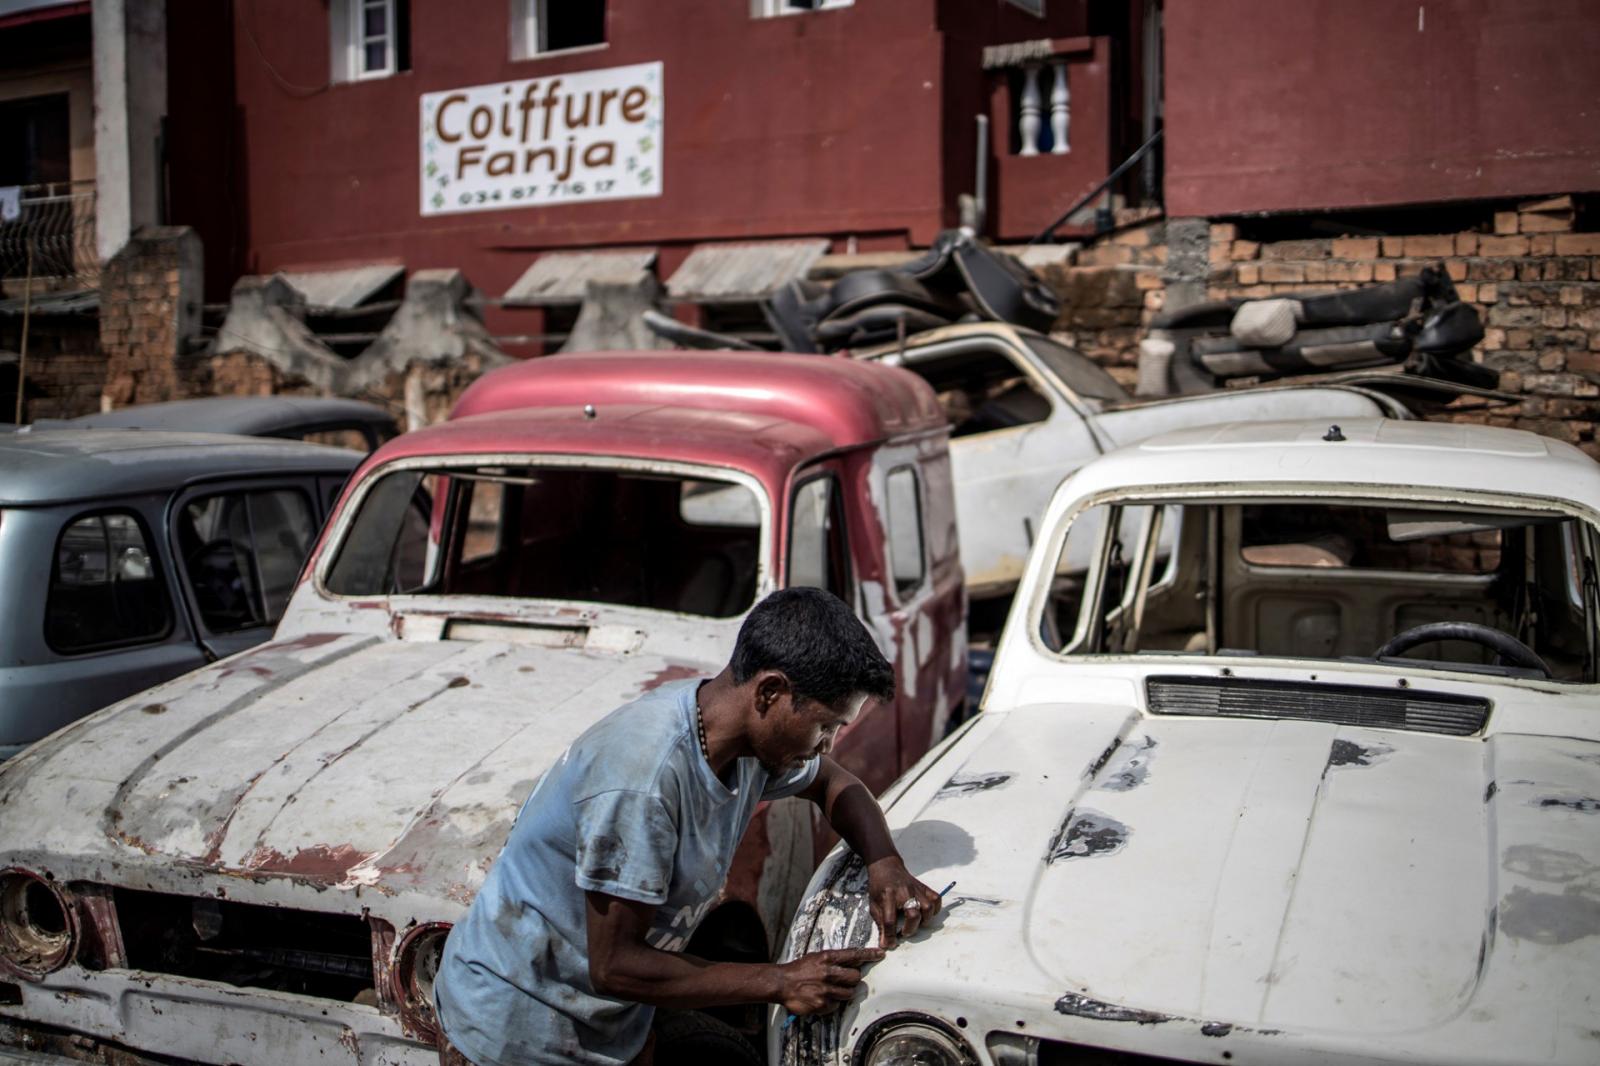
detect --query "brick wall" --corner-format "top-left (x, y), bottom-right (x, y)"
top-left (1, 312), bottom-right (104, 421)
top-left (99, 227), bottom-right (207, 408)
top-left (1045, 196), bottom-right (1600, 459)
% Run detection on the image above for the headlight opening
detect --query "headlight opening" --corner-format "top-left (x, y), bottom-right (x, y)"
top-left (858, 1015), bottom-right (976, 1066)
top-left (0, 869), bottom-right (76, 979)
top-left (393, 921), bottom-right (452, 1041)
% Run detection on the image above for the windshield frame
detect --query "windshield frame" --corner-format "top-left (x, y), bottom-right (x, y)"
top-left (313, 452), bottom-right (776, 613)
top-left (1019, 332), bottom-right (1131, 408)
top-left (1026, 482), bottom-right (1600, 688)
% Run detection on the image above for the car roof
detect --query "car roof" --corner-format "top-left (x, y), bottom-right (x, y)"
top-left (0, 430), bottom-right (364, 506)
top-left (450, 350), bottom-right (945, 450)
top-left (1060, 418), bottom-right (1600, 510)
top-left (55, 396), bottom-right (396, 437)
top-left (359, 404), bottom-right (846, 495)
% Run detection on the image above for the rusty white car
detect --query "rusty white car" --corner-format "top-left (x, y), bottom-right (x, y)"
top-left (0, 352), bottom-right (966, 1065)
top-left (776, 418), bottom-right (1600, 1066)
top-left (853, 323), bottom-right (1478, 630)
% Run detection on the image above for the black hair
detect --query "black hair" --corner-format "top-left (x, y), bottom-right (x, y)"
top-left (730, 588), bottom-right (895, 706)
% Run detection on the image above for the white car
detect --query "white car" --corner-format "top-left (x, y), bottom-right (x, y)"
top-left (775, 418), bottom-right (1600, 1066)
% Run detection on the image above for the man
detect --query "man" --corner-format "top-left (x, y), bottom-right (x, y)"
top-left (434, 588), bottom-right (943, 1066)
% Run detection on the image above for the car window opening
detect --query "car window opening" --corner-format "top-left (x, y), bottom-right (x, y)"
top-left (327, 465), bottom-right (762, 618)
top-left (899, 349), bottom-right (1053, 439)
top-left (1043, 499), bottom-right (1598, 683)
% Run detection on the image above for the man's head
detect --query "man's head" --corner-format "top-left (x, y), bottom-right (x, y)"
top-left (729, 588), bottom-right (895, 775)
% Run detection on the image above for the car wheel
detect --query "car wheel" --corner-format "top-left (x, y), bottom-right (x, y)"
top-left (652, 1009), bottom-right (762, 1066)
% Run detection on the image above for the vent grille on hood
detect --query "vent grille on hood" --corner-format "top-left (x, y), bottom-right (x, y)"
top-left (1146, 676), bottom-right (1489, 736)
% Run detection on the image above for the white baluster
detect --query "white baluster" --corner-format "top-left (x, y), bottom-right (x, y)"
top-left (1050, 59), bottom-right (1071, 154)
top-left (1018, 62), bottom-right (1043, 156)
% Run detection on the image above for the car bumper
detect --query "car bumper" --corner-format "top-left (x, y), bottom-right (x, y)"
top-left (0, 968), bottom-right (435, 1066)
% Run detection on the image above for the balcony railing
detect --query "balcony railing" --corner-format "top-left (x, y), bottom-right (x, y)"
top-left (0, 180), bottom-right (99, 289)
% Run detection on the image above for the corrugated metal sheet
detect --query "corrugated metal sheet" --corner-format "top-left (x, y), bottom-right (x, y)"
top-left (503, 249), bottom-right (658, 305)
top-left (279, 265), bottom-right (405, 309)
top-left (666, 240), bottom-right (830, 301)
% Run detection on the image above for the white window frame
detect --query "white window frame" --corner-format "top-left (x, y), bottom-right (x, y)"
top-left (331, 0), bottom-right (397, 84)
top-left (752, 0), bottom-right (853, 18)
top-left (511, 0), bottom-right (609, 61)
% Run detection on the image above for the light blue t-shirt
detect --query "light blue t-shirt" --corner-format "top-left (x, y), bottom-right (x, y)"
top-left (434, 679), bottom-right (818, 1066)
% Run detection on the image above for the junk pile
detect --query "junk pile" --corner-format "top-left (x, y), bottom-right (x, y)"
top-left (644, 228), bottom-right (1059, 353)
top-left (1137, 264), bottom-right (1494, 396)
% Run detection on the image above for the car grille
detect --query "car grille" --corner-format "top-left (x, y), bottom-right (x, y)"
top-left (1145, 675), bottom-right (1489, 736)
top-left (110, 887), bottom-right (381, 1003)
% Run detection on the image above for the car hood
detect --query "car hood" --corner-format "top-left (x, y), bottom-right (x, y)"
top-left (0, 632), bottom-right (713, 907)
top-left (820, 702), bottom-right (1600, 1045)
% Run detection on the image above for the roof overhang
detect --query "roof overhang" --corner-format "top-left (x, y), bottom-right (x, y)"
top-left (666, 239), bottom-right (830, 302)
top-left (503, 249), bottom-right (658, 306)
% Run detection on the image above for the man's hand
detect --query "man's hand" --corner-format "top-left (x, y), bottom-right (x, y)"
top-left (777, 948), bottom-right (885, 1015)
top-left (867, 856), bottom-right (941, 949)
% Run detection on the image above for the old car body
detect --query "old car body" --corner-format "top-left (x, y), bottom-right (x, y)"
top-left (0, 430), bottom-right (361, 760)
top-left (777, 418), bottom-right (1600, 1066)
top-left (49, 396), bottom-right (399, 451)
top-left (0, 352), bottom-right (965, 1065)
top-left (855, 322), bottom-right (1419, 610)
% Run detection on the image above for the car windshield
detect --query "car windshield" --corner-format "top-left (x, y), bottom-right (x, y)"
top-left (1022, 334), bottom-right (1130, 406)
top-left (1041, 497), bottom-right (1600, 682)
top-left (325, 463), bottom-right (765, 618)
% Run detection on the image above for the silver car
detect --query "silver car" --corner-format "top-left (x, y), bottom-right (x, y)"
top-left (0, 430), bottom-right (361, 759)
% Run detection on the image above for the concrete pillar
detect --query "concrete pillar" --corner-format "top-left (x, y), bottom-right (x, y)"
top-left (1163, 217), bottom-right (1211, 313)
top-left (93, 0), bottom-right (167, 263)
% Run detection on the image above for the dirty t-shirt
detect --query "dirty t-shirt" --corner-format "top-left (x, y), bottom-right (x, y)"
top-left (434, 678), bottom-right (818, 1066)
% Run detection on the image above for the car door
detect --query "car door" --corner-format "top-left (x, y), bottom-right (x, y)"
top-left (784, 459), bottom-right (901, 798)
top-left (169, 477), bottom-right (327, 661)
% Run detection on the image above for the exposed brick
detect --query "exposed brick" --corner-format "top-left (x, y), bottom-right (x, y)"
top-left (1331, 237), bottom-right (1378, 260)
top-left (1521, 212), bottom-right (1573, 234)
top-left (1539, 350), bottom-right (1566, 371)
top-left (1236, 263), bottom-right (1260, 285)
top-left (1468, 260), bottom-right (1517, 281)
top-left (1478, 234), bottom-right (1530, 257)
top-left (1381, 237), bottom-right (1405, 257)
top-left (1445, 259), bottom-right (1468, 281)
top-left (1542, 307), bottom-right (1568, 328)
top-left (1573, 308), bottom-right (1600, 331)
top-left (1404, 235), bottom-right (1455, 258)
top-left (1570, 351), bottom-right (1600, 374)
top-left (1560, 285), bottom-right (1586, 306)
top-left (1261, 263), bottom-right (1305, 283)
top-left (1455, 282), bottom-right (1477, 303)
top-left (1116, 226), bottom-right (1154, 247)
top-left (1529, 234), bottom-right (1557, 256)
top-left (1230, 240), bottom-right (1260, 261)
top-left (1209, 223), bottom-right (1238, 243)
top-left (1481, 327), bottom-right (1506, 351)
top-left (1209, 242), bottom-right (1232, 266)
top-left (1493, 212), bottom-right (1519, 235)
top-left (1134, 270), bottom-right (1164, 290)
top-left (1454, 233), bottom-right (1479, 256)
top-left (1374, 262), bottom-right (1398, 281)
top-left (1555, 234), bottom-right (1600, 255)
top-left (1304, 262), bottom-right (1331, 282)
top-left (1506, 329), bottom-right (1535, 348)
top-left (1261, 238), bottom-right (1331, 261)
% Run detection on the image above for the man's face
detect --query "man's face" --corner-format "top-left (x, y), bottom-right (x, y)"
top-left (753, 681), bottom-right (868, 776)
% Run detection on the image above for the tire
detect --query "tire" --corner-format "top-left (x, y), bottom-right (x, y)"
top-left (652, 1009), bottom-right (762, 1066)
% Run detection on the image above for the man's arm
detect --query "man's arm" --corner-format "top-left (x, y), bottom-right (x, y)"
top-left (584, 890), bottom-right (880, 1012)
top-left (797, 756), bottom-right (942, 948)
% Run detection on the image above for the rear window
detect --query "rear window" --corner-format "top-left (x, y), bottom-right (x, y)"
top-left (46, 511), bottom-right (172, 653)
top-left (326, 464), bottom-right (766, 618)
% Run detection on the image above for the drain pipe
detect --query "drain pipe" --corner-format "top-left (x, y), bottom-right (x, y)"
top-left (971, 113), bottom-right (989, 236)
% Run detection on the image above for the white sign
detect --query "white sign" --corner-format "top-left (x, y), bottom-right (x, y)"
top-left (420, 62), bottom-right (662, 216)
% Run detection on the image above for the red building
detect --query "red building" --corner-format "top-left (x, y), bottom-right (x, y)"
top-left (162, 0), bottom-right (1144, 352)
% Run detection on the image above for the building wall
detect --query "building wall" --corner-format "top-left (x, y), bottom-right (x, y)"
top-left (1163, 0), bottom-right (1600, 218)
top-left (223, 0), bottom-right (952, 297)
top-left (1052, 197), bottom-right (1600, 460)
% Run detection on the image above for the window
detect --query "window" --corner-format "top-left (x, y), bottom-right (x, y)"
top-left (884, 467), bottom-right (925, 598)
top-left (789, 475), bottom-right (850, 601)
top-left (0, 94), bottom-right (70, 187)
top-left (331, 0), bottom-right (409, 83)
top-left (177, 489), bottom-right (318, 633)
top-left (513, 0), bottom-right (606, 59)
top-left (753, 0), bottom-right (853, 17)
top-left (899, 349), bottom-right (1052, 439)
top-left (1041, 498), bottom-right (1598, 682)
top-left (327, 465), bottom-right (763, 618)
top-left (46, 512), bottom-right (171, 654)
